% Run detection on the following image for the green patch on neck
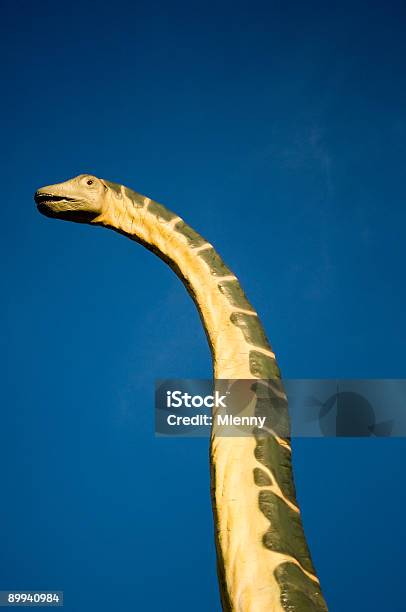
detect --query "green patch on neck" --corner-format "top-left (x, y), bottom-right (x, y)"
top-left (253, 467), bottom-right (273, 486)
top-left (250, 351), bottom-right (280, 378)
top-left (259, 490), bottom-right (316, 575)
top-left (275, 563), bottom-right (328, 612)
top-left (104, 180), bottom-right (123, 197)
top-left (230, 312), bottom-right (272, 351)
top-left (199, 248), bottom-right (232, 277)
top-left (217, 279), bottom-right (255, 311)
top-left (124, 186), bottom-right (144, 208)
top-left (254, 435), bottom-right (295, 503)
top-left (148, 200), bottom-right (178, 222)
top-left (174, 220), bottom-right (207, 247)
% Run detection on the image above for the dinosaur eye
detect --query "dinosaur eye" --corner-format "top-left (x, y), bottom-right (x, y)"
top-left (87, 179), bottom-right (94, 186)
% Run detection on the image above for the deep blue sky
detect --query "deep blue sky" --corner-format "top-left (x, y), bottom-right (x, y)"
top-left (1, 1), bottom-right (406, 610)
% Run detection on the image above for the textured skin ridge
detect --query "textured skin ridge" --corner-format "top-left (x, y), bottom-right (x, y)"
top-left (35, 175), bottom-right (328, 612)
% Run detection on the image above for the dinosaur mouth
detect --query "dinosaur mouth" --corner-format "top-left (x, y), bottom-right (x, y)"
top-left (35, 192), bottom-right (80, 217)
top-left (35, 193), bottom-right (76, 206)
top-left (35, 192), bottom-right (97, 223)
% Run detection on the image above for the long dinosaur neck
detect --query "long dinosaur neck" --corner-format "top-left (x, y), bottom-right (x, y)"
top-left (93, 185), bottom-right (328, 612)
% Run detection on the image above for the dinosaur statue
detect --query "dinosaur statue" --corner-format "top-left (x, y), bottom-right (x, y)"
top-left (35, 174), bottom-right (328, 612)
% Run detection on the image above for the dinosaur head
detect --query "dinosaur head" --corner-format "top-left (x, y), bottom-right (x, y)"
top-left (35, 174), bottom-right (108, 223)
